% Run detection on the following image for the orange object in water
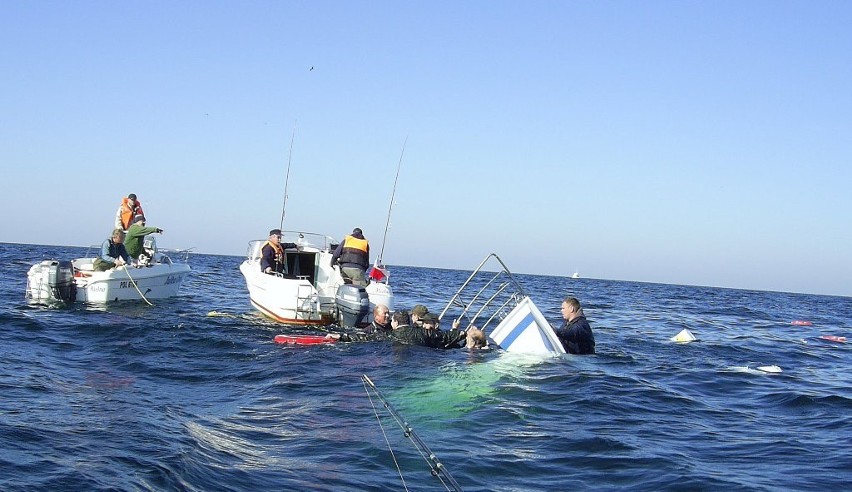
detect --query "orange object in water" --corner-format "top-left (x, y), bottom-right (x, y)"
top-left (819, 335), bottom-right (846, 343)
top-left (791, 320), bottom-right (813, 326)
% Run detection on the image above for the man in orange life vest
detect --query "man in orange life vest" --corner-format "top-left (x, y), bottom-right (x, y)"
top-left (261, 229), bottom-right (300, 275)
top-left (115, 193), bottom-right (144, 230)
top-left (330, 227), bottom-right (370, 287)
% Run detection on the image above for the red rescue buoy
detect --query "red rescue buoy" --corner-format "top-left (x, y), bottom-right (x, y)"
top-left (819, 335), bottom-right (846, 343)
top-left (791, 320), bottom-right (813, 326)
top-left (274, 334), bottom-right (336, 345)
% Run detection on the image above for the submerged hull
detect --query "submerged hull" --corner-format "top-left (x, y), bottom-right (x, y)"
top-left (488, 296), bottom-right (566, 355)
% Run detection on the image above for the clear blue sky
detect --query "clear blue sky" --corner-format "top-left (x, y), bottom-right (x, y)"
top-left (2, 1), bottom-right (850, 297)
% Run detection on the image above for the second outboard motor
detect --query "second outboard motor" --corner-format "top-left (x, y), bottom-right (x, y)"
top-left (26, 260), bottom-right (76, 303)
top-left (335, 284), bottom-right (370, 327)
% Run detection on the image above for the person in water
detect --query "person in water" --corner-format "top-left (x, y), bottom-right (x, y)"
top-left (410, 304), bottom-right (430, 327)
top-left (93, 229), bottom-right (131, 271)
top-left (367, 304), bottom-right (392, 334)
top-left (420, 312), bottom-right (441, 331)
top-left (124, 215), bottom-right (163, 260)
top-left (261, 229), bottom-right (299, 275)
top-left (115, 193), bottom-right (144, 230)
top-left (331, 227), bottom-right (369, 286)
top-left (451, 318), bottom-right (488, 349)
top-left (389, 311), bottom-right (469, 349)
top-left (555, 296), bottom-right (595, 354)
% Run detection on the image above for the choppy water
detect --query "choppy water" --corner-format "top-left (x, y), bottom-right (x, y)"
top-left (1, 242), bottom-right (850, 491)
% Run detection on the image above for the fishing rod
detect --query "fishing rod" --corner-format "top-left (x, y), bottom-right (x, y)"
top-left (279, 122), bottom-right (297, 230)
top-left (361, 374), bottom-right (463, 492)
top-left (377, 137), bottom-right (407, 266)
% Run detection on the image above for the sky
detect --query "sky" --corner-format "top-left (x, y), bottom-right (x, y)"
top-left (1, 1), bottom-right (850, 297)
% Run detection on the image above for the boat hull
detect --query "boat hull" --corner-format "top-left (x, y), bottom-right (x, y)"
top-left (240, 233), bottom-right (393, 325)
top-left (26, 257), bottom-right (191, 303)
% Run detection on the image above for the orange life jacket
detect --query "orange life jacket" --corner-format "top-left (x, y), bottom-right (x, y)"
top-left (261, 240), bottom-right (285, 272)
top-left (119, 198), bottom-right (145, 230)
top-left (338, 235), bottom-right (369, 268)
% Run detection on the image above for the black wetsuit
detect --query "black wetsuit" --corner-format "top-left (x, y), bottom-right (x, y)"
top-left (390, 325), bottom-right (466, 349)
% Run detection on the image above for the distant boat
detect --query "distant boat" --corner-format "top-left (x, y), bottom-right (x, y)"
top-left (571, 271), bottom-right (580, 279)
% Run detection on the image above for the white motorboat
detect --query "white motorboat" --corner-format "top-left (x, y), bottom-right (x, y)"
top-left (239, 231), bottom-right (393, 327)
top-left (26, 238), bottom-right (191, 303)
top-left (571, 270), bottom-right (580, 279)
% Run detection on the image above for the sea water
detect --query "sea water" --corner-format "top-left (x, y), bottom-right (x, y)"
top-left (1, 242), bottom-right (850, 491)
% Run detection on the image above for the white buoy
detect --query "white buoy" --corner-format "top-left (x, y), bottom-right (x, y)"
top-left (671, 328), bottom-right (697, 343)
top-left (756, 365), bottom-right (782, 373)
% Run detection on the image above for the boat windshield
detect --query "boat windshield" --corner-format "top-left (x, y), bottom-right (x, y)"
top-left (246, 231), bottom-right (338, 259)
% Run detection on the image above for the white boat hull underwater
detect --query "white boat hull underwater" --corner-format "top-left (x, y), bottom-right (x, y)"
top-left (26, 239), bottom-right (191, 303)
top-left (239, 231), bottom-right (393, 326)
top-left (439, 253), bottom-right (566, 356)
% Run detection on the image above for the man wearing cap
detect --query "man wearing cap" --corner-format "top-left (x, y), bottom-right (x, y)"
top-left (388, 310), bottom-right (471, 349)
top-left (115, 193), bottom-right (145, 230)
top-left (410, 304), bottom-right (429, 327)
top-left (93, 229), bottom-right (131, 271)
top-left (124, 215), bottom-right (163, 260)
top-left (420, 312), bottom-right (442, 331)
top-left (261, 229), bottom-right (300, 275)
top-left (330, 227), bottom-right (369, 287)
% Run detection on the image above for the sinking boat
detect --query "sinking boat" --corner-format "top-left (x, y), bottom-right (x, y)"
top-left (439, 253), bottom-right (565, 355)
top-left (26, 238), bottom-right (191, 303)
top-left (239, 231), bottom-right (393, 327)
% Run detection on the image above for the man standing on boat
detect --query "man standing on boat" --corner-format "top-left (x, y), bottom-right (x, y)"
top-left (555, 296), bottom-right (596, 354)
top-left (261, 229), bottom-right (299, 276)
top-left (115, 193), bottom-right (144, 231)
top-left (124, 215), bottom-right (163, 261)
top-left (331, 227), bottom-right (369, 287)
top-left (93, 229), bottom-right (131, 271)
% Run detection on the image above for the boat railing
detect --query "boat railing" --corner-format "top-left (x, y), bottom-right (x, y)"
top-left (438, 253), bottom-right (529, 332)
top-left (246, 231), bottom-right (339, 260)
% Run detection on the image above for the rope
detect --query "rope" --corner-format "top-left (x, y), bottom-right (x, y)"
top-left (122, 265), bottom-right (153, 306)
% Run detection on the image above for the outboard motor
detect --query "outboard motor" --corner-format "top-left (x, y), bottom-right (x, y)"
top-left (334, 284), bottom-right (370, 327)
top-left (26, 260), bottom-right (76, 303)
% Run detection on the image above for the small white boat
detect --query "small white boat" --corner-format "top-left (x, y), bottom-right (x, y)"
top-left (239, 231), bottom-right (393, 326)
top-left (26, 239), bottom-right (191, 303)
top-left (571, 271), bottom-right (580, 279)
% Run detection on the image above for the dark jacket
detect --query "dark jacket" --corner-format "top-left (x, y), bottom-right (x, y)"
top-left (261, 241), bottom-right (297, 274)
top-left (367, 320), bottom-right (392, 335)
top-left (100, 238), bottom-right (130, 264)
top-left (555, 316), bottom-right (595, 355)
top-left (339, 330), bottom-right (390, 343)
top-left (331, 235), bottom-right (369, 270)
top-left (390, 325), bottom-right (467, 349)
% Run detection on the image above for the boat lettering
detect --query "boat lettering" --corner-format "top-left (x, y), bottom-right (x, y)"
top-left (120, 281), bottom-right (130, 289)
top-left (165, 275), bottom-right (180, 285)
top-left (90, 284), bottom-right (107, 293)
